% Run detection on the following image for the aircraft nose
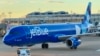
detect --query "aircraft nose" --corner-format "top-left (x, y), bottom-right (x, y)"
top-left (3, 40), bottom-right (10, 45)
top-left (2, 36), bottom-right (12, 46)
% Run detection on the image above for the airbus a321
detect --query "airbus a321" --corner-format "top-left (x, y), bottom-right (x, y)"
top-left (2, 2), bottom-right (99, 56)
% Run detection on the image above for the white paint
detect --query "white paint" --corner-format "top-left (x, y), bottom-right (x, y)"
top-left (30, 27), bottom-right (49, 38)
top-left (75, 25), bottom-right (81, 35)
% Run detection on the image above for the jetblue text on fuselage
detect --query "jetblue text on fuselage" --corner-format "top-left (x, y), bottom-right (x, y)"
top-left (30, 27), bottom-right (49, 38)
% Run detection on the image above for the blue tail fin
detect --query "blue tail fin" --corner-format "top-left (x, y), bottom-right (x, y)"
top-left (82, 2), bottom-right (91, 24)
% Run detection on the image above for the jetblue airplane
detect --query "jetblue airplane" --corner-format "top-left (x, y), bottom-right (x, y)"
top-left (2, 2), bottom-right (96, 49)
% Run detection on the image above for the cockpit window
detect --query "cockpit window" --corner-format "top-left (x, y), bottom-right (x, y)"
top-left (10, 31), bottom-right (20, 35)
top-left (9, 27), bottom-right (24, 35)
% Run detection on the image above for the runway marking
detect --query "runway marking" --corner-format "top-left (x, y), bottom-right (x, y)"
top-left (96, 49), bottom-right (100, 51)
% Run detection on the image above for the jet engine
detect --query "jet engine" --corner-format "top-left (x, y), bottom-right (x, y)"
top-left (66, 37), bottom-right (81, 49)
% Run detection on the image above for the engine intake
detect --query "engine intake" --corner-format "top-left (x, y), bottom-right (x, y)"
top-left (66, 37), bottom-right (81, 49)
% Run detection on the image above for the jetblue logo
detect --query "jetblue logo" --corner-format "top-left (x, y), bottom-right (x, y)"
top-left (30, 27), bottom-right (49, 38)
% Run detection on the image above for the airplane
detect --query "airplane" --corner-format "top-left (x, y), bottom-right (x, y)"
top-left (3, 2), bottom-right (92, 49)
top-left (2, 2), bottom-right (99, 55)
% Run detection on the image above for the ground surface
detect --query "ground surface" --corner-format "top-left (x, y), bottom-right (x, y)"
top-left (0, 36), bottom-right (100, 56)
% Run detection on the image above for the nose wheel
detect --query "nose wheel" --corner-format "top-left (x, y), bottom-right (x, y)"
top-left (42, 43), bottom-right (49, 49)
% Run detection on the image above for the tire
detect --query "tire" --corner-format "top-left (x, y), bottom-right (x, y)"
top-left (17, 50), bottom-right (20, 54)
top-left (42, 44), bottom-right (48, 49)
top-left (98, 34), bottom-right (100, 36)
top-left (70, 47), bottom-right (77, 49)
top-left (42, 44), bottom-right (45, 49)
top-left (45, 44), bottom-right (48, 49)
top-left (73, 47), bottom-right (77, 49)
top-left (70, 47), bottom-right (73, 49)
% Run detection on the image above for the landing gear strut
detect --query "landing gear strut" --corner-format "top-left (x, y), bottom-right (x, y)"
top-left (17, 48), bottom-right (31, 56)
top-left (42, 43), bottom-right (49, 49)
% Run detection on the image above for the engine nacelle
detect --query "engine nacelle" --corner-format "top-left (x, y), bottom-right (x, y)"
top-left (66, 37), bottom-right (81, 49)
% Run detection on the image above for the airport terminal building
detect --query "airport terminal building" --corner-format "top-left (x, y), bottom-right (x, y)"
top-left (0, 11), bottom-right (100, 36)
top-left (2, 11), bottom-right (100, 25)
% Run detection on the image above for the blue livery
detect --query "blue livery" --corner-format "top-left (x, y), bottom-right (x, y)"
top-left (3, 2), bottom-right (92, 49)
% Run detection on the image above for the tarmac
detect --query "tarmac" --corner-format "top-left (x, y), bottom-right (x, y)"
top-left (0, 35), bottom-right (100, 56)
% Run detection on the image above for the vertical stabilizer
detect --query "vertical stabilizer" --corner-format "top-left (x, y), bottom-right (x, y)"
top-left (82, 2), bottom-right (91, 24)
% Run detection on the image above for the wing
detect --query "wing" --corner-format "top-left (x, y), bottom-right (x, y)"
top-left (56, 32), bottom-right (100, 41)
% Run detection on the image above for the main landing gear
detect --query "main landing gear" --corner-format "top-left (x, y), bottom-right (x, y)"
top-left (42, 43), bottom-right (49, 49)
top-left (70, 47), bottom-right (77, 49)
top-left (17, 48), bottom-right (31, 56)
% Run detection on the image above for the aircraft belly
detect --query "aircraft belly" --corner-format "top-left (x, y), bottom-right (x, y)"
top-left (30, 35), bottom-right (60, 44)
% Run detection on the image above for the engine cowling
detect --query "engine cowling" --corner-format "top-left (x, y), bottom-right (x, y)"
top-left (66, 37), bottom-right (81, 49)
